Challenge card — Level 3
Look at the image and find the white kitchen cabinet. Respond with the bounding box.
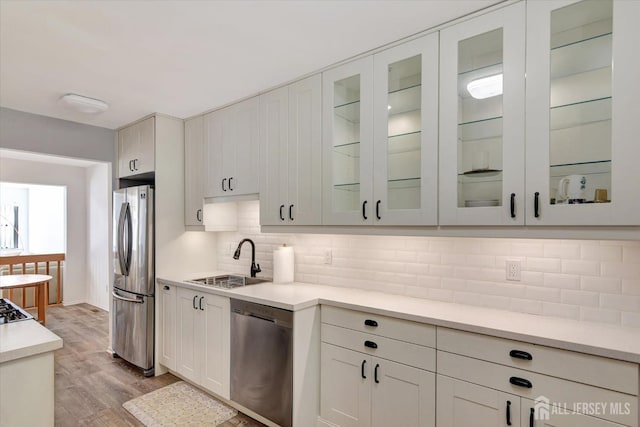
[118,116,155,178]
[204,96,259,199]
[321,343,371,427]
[159,282,176,371]
[322,34,439,226]
[176,287,230,398]
[436,327,638,427]
[319,306,436,427]
[525,0,640,225]
[184,115,204,227]
[438,376,628,427]
[439,2,526,226]
[260,74,322,225]
[437,375,522,427]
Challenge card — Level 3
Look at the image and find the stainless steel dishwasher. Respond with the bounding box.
[230,299,293,427]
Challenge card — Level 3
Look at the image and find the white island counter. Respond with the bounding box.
[0,320,62,427]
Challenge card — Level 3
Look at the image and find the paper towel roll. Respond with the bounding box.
[273,245,294,284]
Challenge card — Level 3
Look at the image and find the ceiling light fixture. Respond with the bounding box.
[467,74,503,99]
[59,93,109,114]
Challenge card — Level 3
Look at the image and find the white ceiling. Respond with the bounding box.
[0,0,501,130]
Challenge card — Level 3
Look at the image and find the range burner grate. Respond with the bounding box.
[0,298,34,324]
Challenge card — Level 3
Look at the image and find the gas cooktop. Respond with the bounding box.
[0,298,33,324]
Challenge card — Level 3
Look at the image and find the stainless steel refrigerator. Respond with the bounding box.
[112,185,154,376]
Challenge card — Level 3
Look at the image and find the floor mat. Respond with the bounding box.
[123,381,237,426]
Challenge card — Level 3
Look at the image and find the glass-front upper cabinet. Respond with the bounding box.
[323,35,439,226]
[322,57,374,225]
[439,2,526,225]
[526,0,640,225]
[372,34,439,225]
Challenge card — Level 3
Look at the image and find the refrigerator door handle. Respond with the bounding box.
[117,201,133,276]
[112,291,144,304]
[117,202,128,275]
[124,202,133,275]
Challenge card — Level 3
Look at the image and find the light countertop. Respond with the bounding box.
[0,319,63,364]
[158,273,640,364]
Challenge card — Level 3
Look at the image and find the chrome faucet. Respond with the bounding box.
[233,238,261,277]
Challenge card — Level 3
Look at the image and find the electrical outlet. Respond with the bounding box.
[506,259,521,281]
[323,249,332,265]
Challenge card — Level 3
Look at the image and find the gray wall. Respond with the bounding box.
[0,107,115,164]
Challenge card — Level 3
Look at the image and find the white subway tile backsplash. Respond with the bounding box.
[561,289,599,307]
[511,241,544,257]
[544,243,581,259]
[509,298,543,315]
[601,262,640,279]
[561,259,600,276]
[581,244,622,262]
[622,246,640,264]
[600,294,640,312]
[524,286,561,303]
[579,307,621,325]
[542,302,580,321]
[581,276,621,293]
[526,257,562,273]
[622,279,640,296]
[622,312,640,329]
[542,273,581,290]
[216,201,640,328]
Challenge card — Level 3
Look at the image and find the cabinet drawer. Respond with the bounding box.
[437,327,639,395]
[438,351,638,427]
[322,323,435,372]
[322,305,435,347]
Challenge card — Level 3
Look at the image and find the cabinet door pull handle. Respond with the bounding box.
[134,159,139,170]
[362,200,368,220]
[510,349,533,360]
[506,400,512,426]
[199,296,204,310]
[196,209,202,222]
[222,178,227,192]
[364,340,377,349]
[374,363,380,383]
[289,204,294,221]
[361,360,366,379]
[510,376,532,388]
[163,285,170,291]
[192,295,198,310]
[510,193,516,218]
[364,319,378,327]
[534,192,540,218]
[376,200,381,220]
[529,408,534,427]
[279,205,285,221]
[228,177,234,191]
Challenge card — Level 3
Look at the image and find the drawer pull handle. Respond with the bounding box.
[364,340,378,349]
[510,350,533,360]
[506,401,512,426]
[529,408,534,427]
[374,363,380,383]
[510,376,532,388]
[361,360,366,379]
[364,319,378,327]
[163,285,170,291]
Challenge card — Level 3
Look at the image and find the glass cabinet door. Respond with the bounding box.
[372,33,439,225]
[526,0,640,225]
[439,2,526,225]
[322,57,374,225]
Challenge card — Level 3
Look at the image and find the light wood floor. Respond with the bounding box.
[47,303,264,426]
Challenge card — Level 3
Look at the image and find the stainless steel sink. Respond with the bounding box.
[188,274,270,289]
